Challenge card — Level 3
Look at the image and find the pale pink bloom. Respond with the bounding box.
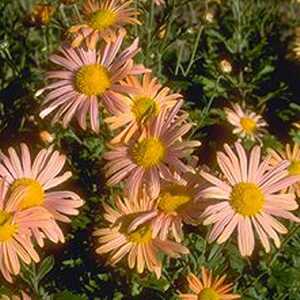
[69,0,140,48]
[39,29,148,133]
[105,74,181,144]
[268,143,300,197]
[0,180,54,282]
[0,144,84,247]
[1,291,31,300]
[179,267,240,300]
[225,103,267,141]
[104,100,201,200]
[198,142,300,256]
[154,0,165,6]
[94,193,189,278]
[130,172,207,242]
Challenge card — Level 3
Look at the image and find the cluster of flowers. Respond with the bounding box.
[0,144,83,298]
[2,0,300,298]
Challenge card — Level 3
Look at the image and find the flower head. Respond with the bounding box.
[225,103,267,141]
[105,74,182,143]
[0,144,84,247]
[154,0,166,6]
[268,143,300,197]
[130,172,207,242]
[0,179,57,282]
[39,30,148,132]
[104,101,201,199]
[69,0,140,48]
[25,4,55,27]
[94,193,189,278]
[199,142,300,256]
[179,267,240,300]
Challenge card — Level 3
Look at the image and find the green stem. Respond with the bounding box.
[184,26,203,76]
[146,0,155,65]
[175,43,184,76]
[59,4,69,27]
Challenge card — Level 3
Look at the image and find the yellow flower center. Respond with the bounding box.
[158,184,191,213]
[0,211,17,242]
[240,117,256,134]
[129,225,153,243]
[288,160,300,176]
[131,96,158,123]
[75,64,111,96]
[131,138,166,169]
[10,178,44,210]
[198,288,220,300]
[230,182,265,216]
[89,9,117,31]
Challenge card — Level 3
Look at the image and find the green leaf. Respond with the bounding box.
[37,256,55,282]
[54,291,88,300]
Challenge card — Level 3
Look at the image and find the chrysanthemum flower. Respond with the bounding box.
[130,172,206,242]
[0,144,83,246]
[94,193,189,278]
[179,267,240,300]
[1,291,31,300]
[199,142,300,256]
[105,74,181,144]
[154,0,166,6]
[69,0,140,48]
[268,143,300,197]
[39,30,148,133]
[104,101,201,199]
[0,179,56,282]
[225,103,267,141]
[25,4,55,27]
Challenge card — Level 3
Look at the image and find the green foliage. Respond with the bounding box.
[0,0,300,299]
[54,291,88,300]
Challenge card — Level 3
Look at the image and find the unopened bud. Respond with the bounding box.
[219,59,232,74]
[40,131,55,144]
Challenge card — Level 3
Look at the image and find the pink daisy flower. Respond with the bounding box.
[130,172,207,242]
[69,0,140,48]
[94,192,189,278]
[0,179,55,282]
[199,142,300,256]
[225,103,267,141]
[39,29,148,133]
[154,0,166,6]
[0,144,83,247]
[104,100,201,200]
[105,74,182,144]
[268,143,300,197]
[179,267,240,300]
